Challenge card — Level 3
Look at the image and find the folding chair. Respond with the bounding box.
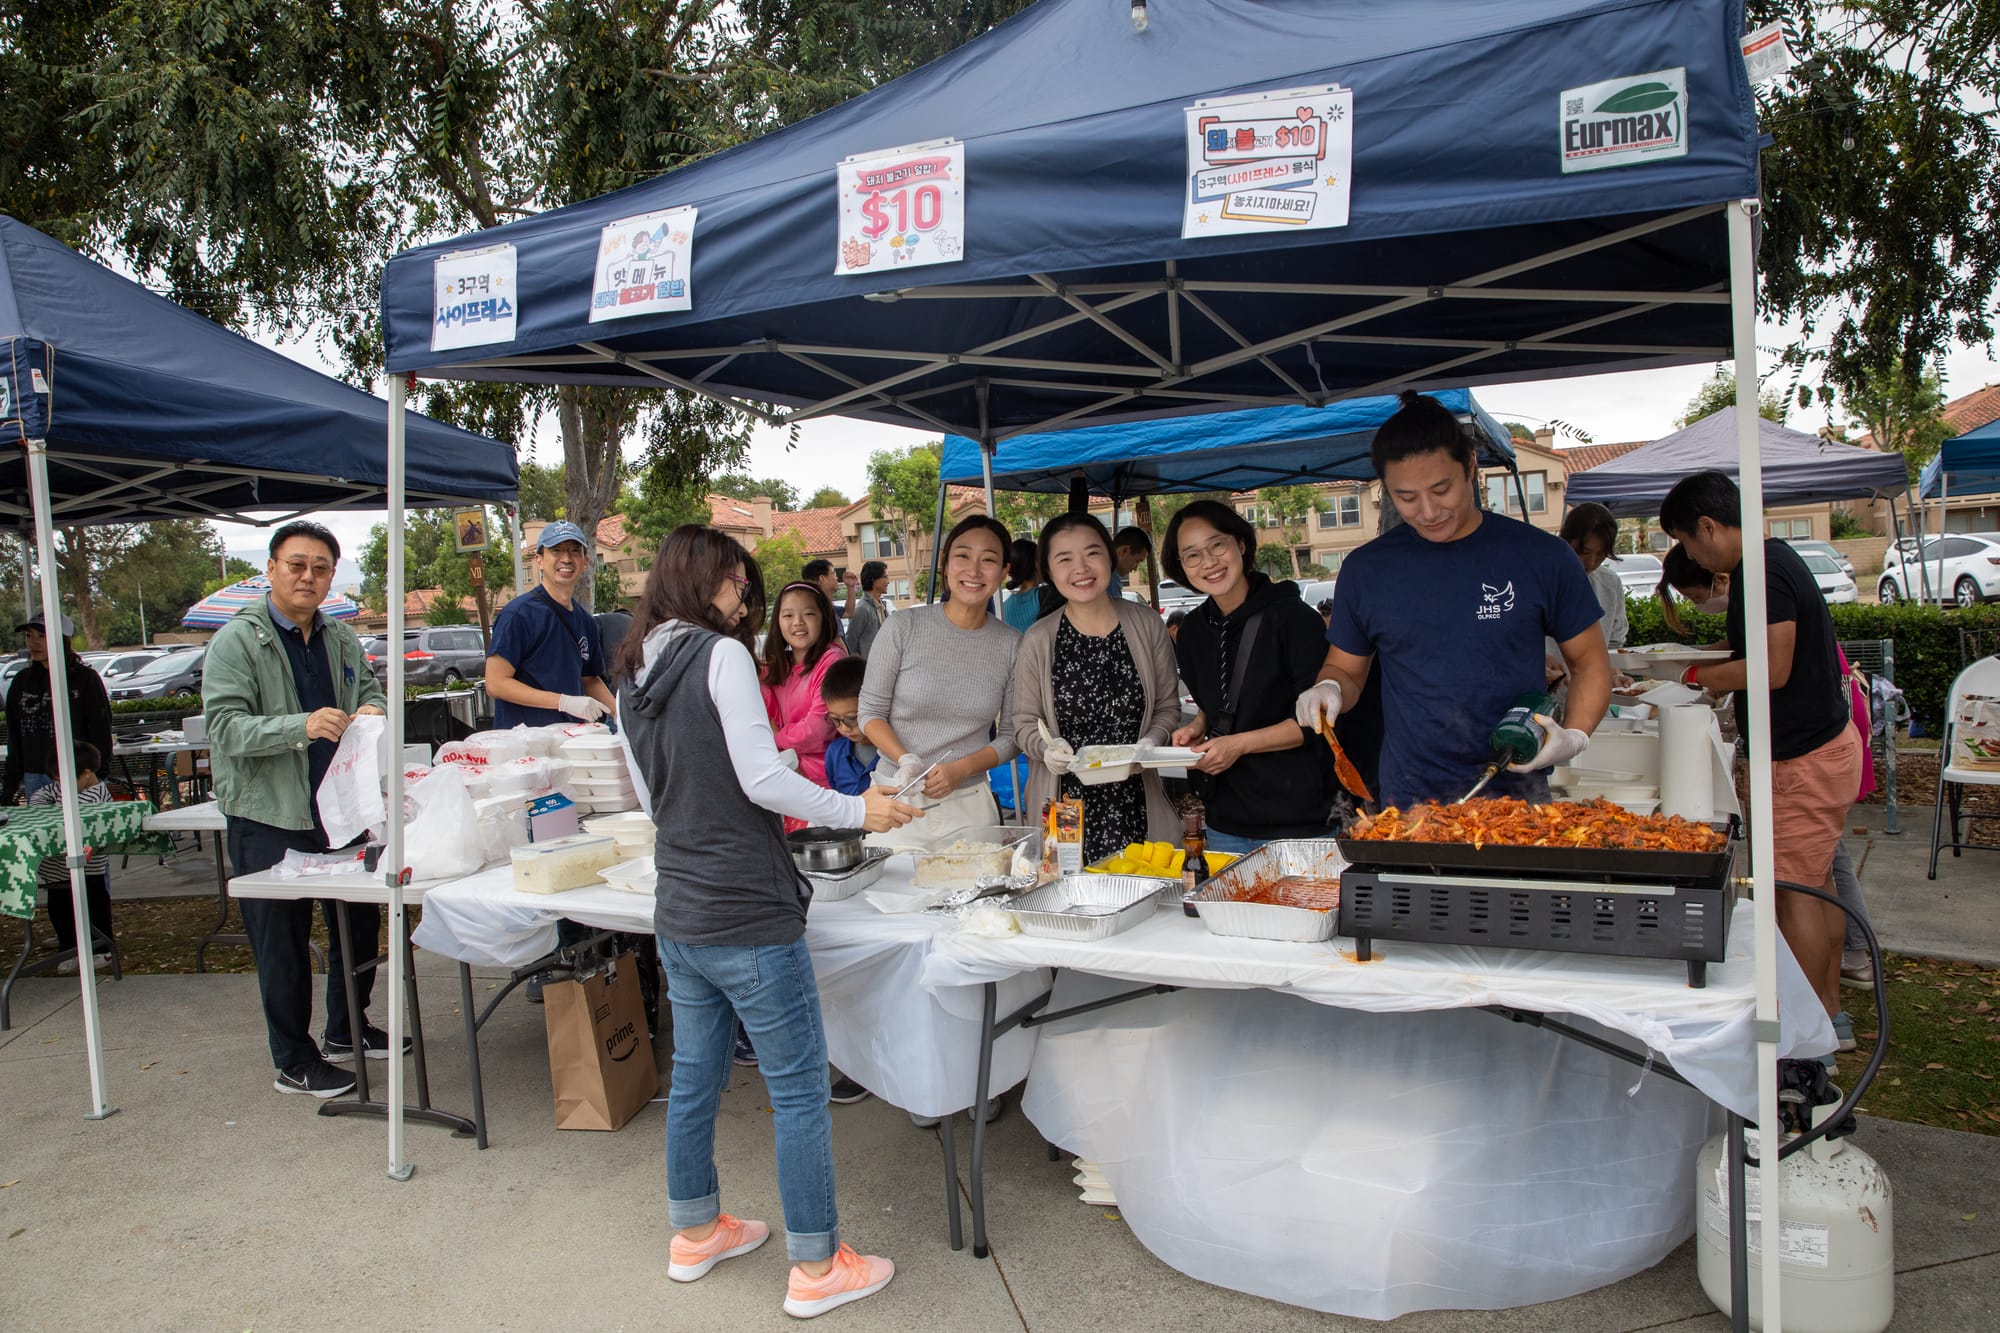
[1928,655,2000,878]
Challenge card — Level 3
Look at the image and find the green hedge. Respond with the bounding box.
[1625,597,2000,731]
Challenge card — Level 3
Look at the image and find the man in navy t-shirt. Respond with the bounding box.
[485,520,614,729]
[1295,393,1611,808]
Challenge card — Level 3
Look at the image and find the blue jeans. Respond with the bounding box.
[657,936,838,1262]
[1205,830,1268,856]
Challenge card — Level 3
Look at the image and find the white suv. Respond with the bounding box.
[1879,532,2000,607]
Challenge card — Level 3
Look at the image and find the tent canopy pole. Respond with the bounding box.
[24,437,116,1121]
[925,480,948,605]
[1727,198,1784,1327]
[384,376,413,1182]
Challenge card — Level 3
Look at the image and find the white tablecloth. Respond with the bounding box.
[411,862,1048,1119]
[923,902,1831,1320]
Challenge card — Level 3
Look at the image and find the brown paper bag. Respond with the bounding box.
[544,951,659,1131]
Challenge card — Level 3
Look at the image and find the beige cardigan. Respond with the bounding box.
[1010,597,1184,843]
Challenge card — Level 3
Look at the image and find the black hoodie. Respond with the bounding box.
[1172,573,1337,840]
[3,659,113,805]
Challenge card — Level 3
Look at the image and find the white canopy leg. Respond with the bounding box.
[384,376,413,1182]
[25,437,116,1120]
[1729,198,1783,1326]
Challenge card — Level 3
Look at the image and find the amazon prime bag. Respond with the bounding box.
[543,951,658,1131]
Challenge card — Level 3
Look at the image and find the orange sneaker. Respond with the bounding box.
[782,1244,895,1318]
[668,1213,770,1282]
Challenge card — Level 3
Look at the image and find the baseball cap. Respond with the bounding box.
[536,519,591,555]
[16,610,75,636]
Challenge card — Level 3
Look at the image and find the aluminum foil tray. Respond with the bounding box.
[1009,875,1164,941]
[806,846,893,902]
[1186,839,1345,943]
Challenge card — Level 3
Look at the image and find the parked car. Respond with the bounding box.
[1798,551,1858,604]
[83,649,167,683]
[1785,538,1854,578]
[1611,552,1665,597]
[1878,532,2000,607]
[1294,578,1339,613]
[108,646,206,700]
[0,654,28,693]
[1150,578,1206,616]
[386,626,488,686]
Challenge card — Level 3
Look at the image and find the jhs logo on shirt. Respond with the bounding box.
[1477,582,1516,621]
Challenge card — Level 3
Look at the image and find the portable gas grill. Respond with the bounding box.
[1335,820,1739,987]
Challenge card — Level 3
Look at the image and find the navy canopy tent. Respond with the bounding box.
[1920,416,2000,499]
[1564,405,1911,516]
[380,0,1756,446]
[1,216,517,527]
[939,389,1514,495]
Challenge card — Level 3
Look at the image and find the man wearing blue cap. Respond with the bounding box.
[485,519,615,727]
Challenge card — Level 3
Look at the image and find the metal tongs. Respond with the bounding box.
[893,748,955,801]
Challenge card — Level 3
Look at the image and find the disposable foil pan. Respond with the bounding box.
[1186,839,1345,943]
[1009,874,1164,941]
[805,847,894,903]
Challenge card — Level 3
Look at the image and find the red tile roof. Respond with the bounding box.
[772,505,846,554]
[594,513,630,552]
[1556,440,1649,473]
[402,588,480,617]
[1942,383,2000,437]
[707,493,761,529]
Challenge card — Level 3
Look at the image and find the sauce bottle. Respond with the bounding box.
[1181,812,1209,917]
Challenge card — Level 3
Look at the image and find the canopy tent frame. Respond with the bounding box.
[377,0,1792,1315]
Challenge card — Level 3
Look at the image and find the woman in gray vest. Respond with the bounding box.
[616,524,918,1319]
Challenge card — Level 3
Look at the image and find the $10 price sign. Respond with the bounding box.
[835,139,965,276]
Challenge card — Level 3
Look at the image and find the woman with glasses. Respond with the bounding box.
[1011,513,1183,863]
[858,514,1023,841]
[615,525,917,1318]
[1161,500,1337,854]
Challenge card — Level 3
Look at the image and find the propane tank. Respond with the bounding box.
[1694,1113,1894,1332]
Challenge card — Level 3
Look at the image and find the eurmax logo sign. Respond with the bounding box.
[1559,68,1688,173]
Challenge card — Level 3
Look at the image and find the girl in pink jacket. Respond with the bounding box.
[761,581,847,829]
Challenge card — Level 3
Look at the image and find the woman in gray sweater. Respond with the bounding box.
[858,514,1022,841]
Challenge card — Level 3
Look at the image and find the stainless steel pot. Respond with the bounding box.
[788,827,867,874]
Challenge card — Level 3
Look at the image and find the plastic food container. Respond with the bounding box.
[1010,874,1164,940]
[1186,839,1345,942]
[598,858,657,894]
[510,833,620,894]
[582,811,654,857]
[907,825,1036,889]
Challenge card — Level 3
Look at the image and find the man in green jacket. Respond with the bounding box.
[206,521,391,1099]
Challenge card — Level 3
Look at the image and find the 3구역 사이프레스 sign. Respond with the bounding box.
[1183,84,1353,239]
[432,244,518,352]
[835,140,965,276]
[590,206,696,322]
[1559,68,1689,173]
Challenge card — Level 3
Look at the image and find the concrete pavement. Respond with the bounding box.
[1,803,1994,1329]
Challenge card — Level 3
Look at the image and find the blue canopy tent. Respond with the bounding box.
[378,0,1809,1313]
[1919,417,2000,500]
[939,389,1515,496]
[1,214,518,1126]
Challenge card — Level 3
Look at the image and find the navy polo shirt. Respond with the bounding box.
[267,596,340,841]
[488,587,604,729]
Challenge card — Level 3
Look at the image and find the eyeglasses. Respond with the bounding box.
[826,710,860,729]
[279,558,336,580]
[725,573,751,599]
[1177,537,1237,569]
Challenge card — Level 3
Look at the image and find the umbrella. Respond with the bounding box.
[181,575,361,628]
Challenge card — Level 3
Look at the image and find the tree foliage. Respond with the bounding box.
[993,489,1066,539]
[751,529,810,605]
[358,510,515,614]
[866,440,944,572]
[1750,1,2000,406]
[515,459,567,524]
[1837,357,1952,482]
[805,486,850,509]
[1677,370,1790,429]
[1256,484,1324,577]
[710,473,802,511]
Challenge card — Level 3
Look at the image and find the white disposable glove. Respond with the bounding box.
[1293,679,1344,730]
[776,748,800,772]
[873,752,926,789]
[1507,716,1591,773]
[557,693,608,722]
[1042,738,1076,776]
[893,752,927,788]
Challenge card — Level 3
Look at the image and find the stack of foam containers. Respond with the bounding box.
[559,732,639,813]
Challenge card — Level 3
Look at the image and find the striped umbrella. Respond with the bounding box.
[180,575,361,628]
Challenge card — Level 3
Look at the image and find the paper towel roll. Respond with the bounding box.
[1659,704,1714,821]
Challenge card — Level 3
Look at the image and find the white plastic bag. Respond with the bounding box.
[403,765,485,881]
[472,793,529,867]
[316,714,387,848]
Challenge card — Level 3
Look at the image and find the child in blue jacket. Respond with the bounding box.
[818,656,876,796]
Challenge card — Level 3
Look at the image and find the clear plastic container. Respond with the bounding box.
[510,833,620,894]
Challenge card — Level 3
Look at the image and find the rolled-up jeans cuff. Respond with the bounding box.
[786,1227,839,1264]
[667,1191,720,1230]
